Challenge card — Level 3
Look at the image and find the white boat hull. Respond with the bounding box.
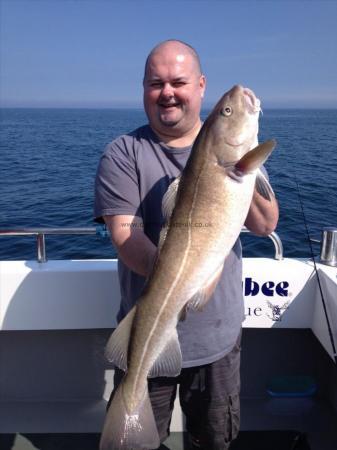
[0,257,336,447]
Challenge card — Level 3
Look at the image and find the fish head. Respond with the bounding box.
[204,85,261,163]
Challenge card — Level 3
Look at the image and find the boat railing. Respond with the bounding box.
[241,227,283,261]
[0,226,284,263]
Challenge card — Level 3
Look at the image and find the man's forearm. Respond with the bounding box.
[245,189,279,236]
[104,215,157,277]
[117,231,157,277]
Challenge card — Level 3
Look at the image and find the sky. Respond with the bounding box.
[0,0,336,108]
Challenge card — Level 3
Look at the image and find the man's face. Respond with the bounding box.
[143,46,206,139]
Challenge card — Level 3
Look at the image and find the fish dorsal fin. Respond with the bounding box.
[235,139,276,174]
[148,328,182,378]
[180,265,224,321]
[162,176,181,221]
[104,305,137,370]
[255,168,275,201]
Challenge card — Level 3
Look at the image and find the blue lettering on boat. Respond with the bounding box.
[243,278,289,297]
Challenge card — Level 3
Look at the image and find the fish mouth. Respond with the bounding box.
[243,88,261,113]
[227,85,261,113]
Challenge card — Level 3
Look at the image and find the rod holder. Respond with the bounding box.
[320,227,337,267]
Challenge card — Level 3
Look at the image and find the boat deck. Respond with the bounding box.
[3,393,337,450]
[1,328,337,450]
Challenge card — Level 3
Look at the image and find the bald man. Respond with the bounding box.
[95,40,278,449]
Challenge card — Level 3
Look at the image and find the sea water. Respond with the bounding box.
[0,108,336,261]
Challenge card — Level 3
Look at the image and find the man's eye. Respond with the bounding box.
[150,82,163,88]
[173,82,186,87]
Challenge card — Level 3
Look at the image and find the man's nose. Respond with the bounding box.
[161,83,174,98]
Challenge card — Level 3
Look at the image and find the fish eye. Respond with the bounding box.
[220,106,232,117]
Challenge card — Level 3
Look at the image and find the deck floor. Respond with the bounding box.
[0,431,321,450]
[1,329,337,449]
[2,396,337,450]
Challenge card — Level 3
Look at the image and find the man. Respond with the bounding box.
[95,39,279,450]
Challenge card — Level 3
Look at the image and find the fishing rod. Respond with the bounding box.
[295,177,337,365]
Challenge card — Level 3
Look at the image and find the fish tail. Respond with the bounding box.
[100,382,160,450]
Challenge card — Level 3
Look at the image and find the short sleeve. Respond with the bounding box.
[94,138,140,223]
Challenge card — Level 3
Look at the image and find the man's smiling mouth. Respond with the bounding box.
[159,103,180,109]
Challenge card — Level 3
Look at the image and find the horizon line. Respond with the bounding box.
[1,105,337,111]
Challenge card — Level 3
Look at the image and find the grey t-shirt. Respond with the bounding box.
[94,124,244,367]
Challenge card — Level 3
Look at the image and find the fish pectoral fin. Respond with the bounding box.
[104,305,137,371]
[158,225,168,253]
[255,168,275,201]
[148,329,182,378]
[235,139,276,174]
[158,176,181,253]
[162,176,181,220]
[185,265,224,313]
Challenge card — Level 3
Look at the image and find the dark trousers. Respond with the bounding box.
[109,331,241,450]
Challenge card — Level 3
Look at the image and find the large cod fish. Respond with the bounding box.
[100,85,276,450]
